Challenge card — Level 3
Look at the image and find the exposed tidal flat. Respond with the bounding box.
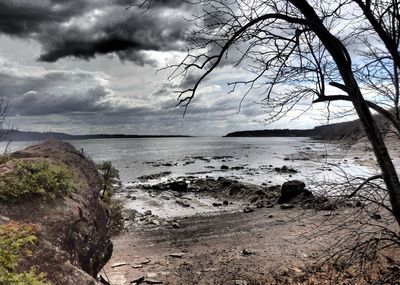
[1,136,380,219]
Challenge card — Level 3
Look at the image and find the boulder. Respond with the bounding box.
[275,165,298,174]
[278,180,313,204]
[0,141,113,284]
[170,181,188,192]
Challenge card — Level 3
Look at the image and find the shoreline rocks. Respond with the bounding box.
[278,180,313,204]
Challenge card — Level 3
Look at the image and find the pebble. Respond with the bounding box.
[168,252,186,258]
[132,265,143,269]
[171,222,181,228]
[137,258,151,265]
[280,204,295,209]
[145,278,163,284]
[111,262,128,268]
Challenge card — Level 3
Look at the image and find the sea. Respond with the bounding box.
[0,136,376,188]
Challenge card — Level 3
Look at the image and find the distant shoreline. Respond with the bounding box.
[3,117,364,141]
[224,129,314,137]
[3,130,191,142]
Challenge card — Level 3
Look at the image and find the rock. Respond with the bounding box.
[145,278,163,284]
[265,202,274,208]
[255,189,266,196]
[171,191,181,197]
[126,194,137,200]
[220,165,229,170]
[151,183,169,191]
[291,267,303,273]
[1,141,113,284]
[147,273,159,278]
[223,200,229,205]
[105,272,127,285]
[212,202,223,207]
[275,165,298,174]
[132,265,144,269]
[168,252,186,258]
[137,258,151,264]
[170,181,188,192]
[218,177,233,187]
[231,166,245,170]
[249,196,259,203]
[171,222,181,228]
[176,199,190,207]
[124,209,137,221]
[280,204,295,209]
[111,262,128,268]
[243,206,254,213]
[143,210,152,216]
[137,171,172,181]
[278,180,313,204]
[255,200,264,208]
[240,249,255,256]
[131,275,145,284]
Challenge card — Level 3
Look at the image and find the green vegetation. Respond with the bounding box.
[97,161,124,235]
[0,222,51,285]
[96,161,120,201]
[0,160,77,202]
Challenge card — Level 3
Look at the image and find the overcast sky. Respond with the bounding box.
[0,0,336,136]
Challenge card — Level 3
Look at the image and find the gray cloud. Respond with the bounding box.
[0,0,192,64]
[10,86,111,116]
[0,1,326,136]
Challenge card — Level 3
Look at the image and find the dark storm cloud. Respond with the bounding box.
[0,0,192,64]
[0,0,90,36]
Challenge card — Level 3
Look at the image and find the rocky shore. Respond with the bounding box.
[102,137,400,285]
[103,172,362,285]
[1,139,398,284]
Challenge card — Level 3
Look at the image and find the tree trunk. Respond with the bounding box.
[351,87,400,227]
[292,0,400,226]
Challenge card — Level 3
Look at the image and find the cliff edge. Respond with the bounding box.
[0,141,113,284]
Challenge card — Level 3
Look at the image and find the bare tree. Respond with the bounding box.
[0,97,13,154]
[136,0,400,227]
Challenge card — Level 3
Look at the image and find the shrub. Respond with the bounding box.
[0,160,77,202]
[96,161,124,235]
[0,222,51,285]
[96,161,120,202]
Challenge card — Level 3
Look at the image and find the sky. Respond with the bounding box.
[0,0,339,136]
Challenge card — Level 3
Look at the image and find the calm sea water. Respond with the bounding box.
[0,137,374,187]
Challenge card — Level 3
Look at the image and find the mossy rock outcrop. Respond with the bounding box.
[0,140,113,284]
